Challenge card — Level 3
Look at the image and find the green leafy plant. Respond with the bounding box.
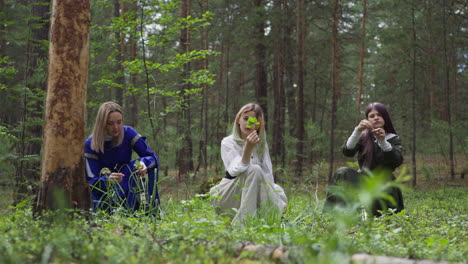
[246,116,260,128]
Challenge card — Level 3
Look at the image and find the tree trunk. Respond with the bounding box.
[127,0,138,127]
[272,0,285,166]
[411,2,417,187]
[197,0,208,172]
[35,0,91,212]
[0,0,5,57]
[177,0,194,180]
[284,2,296,138]
[356,0,367,120]
[253,0,268,122]
[113,0,125,104]
[13,0,50,205]
[442,0,454,180]
[295,0,305,179]
[329,0,340,182]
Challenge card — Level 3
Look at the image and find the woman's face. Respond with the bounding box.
[238,110,259,139]
[106,111,123,137]
[367,108,385,129]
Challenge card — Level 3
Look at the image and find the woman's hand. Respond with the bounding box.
[372,127,386,141]
[356,119,373,132]
[108,172,124,184]
[245,130,260,146]
[136,162,147,179]
[242,130,260,164]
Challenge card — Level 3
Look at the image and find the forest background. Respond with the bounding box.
[0,0,466,204]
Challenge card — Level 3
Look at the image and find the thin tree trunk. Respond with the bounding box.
[114,0,124,104]
[411,2,417,187]
[128,0,138,127]
[356,0,367,120]
[197,0,208,171]
[0,0,5,57]
[329,0,340,182]
[284,2,296,138]
[295,0,305,179]
[14,0,50,205]
[35,0,91,212]
[254,0,268,122]
[177,0,194,180]
[442,0,455,180]
[272,0,285,166]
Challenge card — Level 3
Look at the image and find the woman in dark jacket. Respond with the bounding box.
[325,102,404,216]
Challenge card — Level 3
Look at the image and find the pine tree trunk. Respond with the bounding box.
[329,0,340,182]
[442,0,454,180]
[177,0,194,180]
[127,0,138,127]
[113,0,125,104]
[272,0,285,166]
[253,0,268,122]
[35,0,91,212]
[284,2,296,138]
[356,0,367,120]
[0,0,5,57]
[295,0,305,179]
[411,2,417,187]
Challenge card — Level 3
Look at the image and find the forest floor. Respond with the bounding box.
[0,155,466,263]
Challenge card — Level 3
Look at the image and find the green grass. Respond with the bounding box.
[0,187,466,263]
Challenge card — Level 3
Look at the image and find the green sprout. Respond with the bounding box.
[100,167,111,175]
[246,116,260,128]
[134,160,143,171]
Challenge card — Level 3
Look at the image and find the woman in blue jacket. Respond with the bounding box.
[85,101,159,212]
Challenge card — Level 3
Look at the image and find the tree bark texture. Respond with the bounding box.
[356,0,366,121]
[253,0,268,123]
[295,0,305,179]
[113,0,125,104]
[329,0,340,182]
[411,3,417,187]
[177,0,194,180]
[36,0,91,211]
[272,0,285,166]
[442,0,455,180]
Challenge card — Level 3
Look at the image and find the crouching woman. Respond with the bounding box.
[210,103,288,226]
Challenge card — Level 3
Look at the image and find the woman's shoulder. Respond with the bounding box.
[221,135,234,144]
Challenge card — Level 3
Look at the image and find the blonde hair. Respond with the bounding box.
[231,103,267,156]
[91,101,124,153]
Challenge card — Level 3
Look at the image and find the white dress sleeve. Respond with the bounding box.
[345,128,363,149]
[221,136,249,177]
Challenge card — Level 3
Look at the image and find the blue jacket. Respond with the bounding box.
[85,126,159,211]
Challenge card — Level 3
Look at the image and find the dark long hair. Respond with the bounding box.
[360,102,397,169]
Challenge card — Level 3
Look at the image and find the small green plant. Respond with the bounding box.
[246,116,260,128]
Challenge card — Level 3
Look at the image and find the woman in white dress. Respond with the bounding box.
[210,103,288,225]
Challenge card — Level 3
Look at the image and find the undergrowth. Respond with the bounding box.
[0,187,466,263]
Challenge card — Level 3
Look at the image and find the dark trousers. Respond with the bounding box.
[324,167,404,216]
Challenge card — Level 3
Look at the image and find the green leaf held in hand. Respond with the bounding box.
[135,160,143,171]
[246,116,260,128]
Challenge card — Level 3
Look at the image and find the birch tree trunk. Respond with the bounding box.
[35,0,91,212]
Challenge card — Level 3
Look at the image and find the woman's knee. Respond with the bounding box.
[245,165,266,183]
[333,167,360,184]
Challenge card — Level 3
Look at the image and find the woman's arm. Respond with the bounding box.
[128,127,159,175]
[221,137,249,177]
[381,135,403,170]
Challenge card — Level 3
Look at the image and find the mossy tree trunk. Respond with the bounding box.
[35,0,91,212]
